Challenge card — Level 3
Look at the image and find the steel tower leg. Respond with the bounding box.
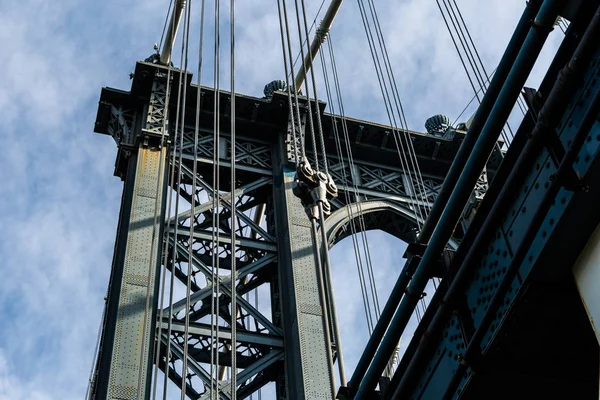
[272,134,336,399]
[92,72,169,400]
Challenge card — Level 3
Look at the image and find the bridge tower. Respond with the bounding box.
[88,55,501,399]
[86,0,600,398]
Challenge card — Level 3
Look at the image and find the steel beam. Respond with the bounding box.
[294,0,343,92]
[272,134,337,398]
[92,72,169,400]
[161,320,284,348]
[160,0,186,65]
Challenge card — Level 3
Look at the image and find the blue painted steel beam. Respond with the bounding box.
[353,0,562,397]
[440,7,600,397]
[386,2,599,396]
[390,3,600,396]
[345,1,543,393]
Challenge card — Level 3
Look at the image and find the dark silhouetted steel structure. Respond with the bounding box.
[88,0,600,399]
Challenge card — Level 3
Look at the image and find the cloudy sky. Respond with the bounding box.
[0,0,564,398]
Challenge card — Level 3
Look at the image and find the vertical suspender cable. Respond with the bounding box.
[156,1,190,397]
[292,0,320,171]
[229,0,237,394]
[321,49,375,333]
[363,0,430,217]
[179,0,195,397]
[326,39,377,330]
[357,0,434,333]
[444,0,518,141]
[356,0,426,227]
[437,0,514,147]
[276,0,300,167]
[177,0,208,398]
[299,0,329,174]
[149,51,175,399]
[309,215,338,397]
[211,0,222,396]
[354,0,428,330]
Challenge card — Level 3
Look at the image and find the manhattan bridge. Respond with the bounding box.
[88,0,600,398]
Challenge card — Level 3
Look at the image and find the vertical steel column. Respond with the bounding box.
[92,73,169,400]
[272,133,336,399]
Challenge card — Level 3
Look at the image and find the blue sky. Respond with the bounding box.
[0,0,564,398]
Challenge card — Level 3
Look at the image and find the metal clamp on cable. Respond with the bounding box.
[292,158,338,219]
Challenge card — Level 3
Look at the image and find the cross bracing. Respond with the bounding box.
[88,0,600,399]
[91,58,498,399]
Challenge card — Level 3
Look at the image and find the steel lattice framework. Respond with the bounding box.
[89,60,502,399]
[87,1,600,399]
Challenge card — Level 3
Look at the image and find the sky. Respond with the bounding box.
[0,0,565,398]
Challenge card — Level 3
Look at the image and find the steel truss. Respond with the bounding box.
[91,61,498,399]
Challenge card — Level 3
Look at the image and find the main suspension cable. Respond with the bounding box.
[290,0,328,75]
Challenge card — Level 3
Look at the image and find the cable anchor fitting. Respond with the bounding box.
[292,158,338,220]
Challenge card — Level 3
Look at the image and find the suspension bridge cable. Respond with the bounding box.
[256,287,261,400]
[324,29,378,351]
[159,0,175,51]
[435,0,480,107]
[363,0,430,216]
[319,46,358,383]
[281,0,308,161]
[437,0,514,148]
[299,0,329,174]
[162,0,206,397]
[229,0,237,393]
[320,53,376,333]
[292,0,321,172]
[360,0,427,218]
[443,0,486,96]
[438,0,512,149]
[446,0,518,141]
[451,67,497,127]
[293,1,339,390]
[354,0,448,372]
[326,35,378,322]
[325,35,381,341]
[180,1,196,397]
[356,0,426,227]
[151,1,188,397]
[290,0,328,74]
[276,0,300,166]
[211,0,222,395]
